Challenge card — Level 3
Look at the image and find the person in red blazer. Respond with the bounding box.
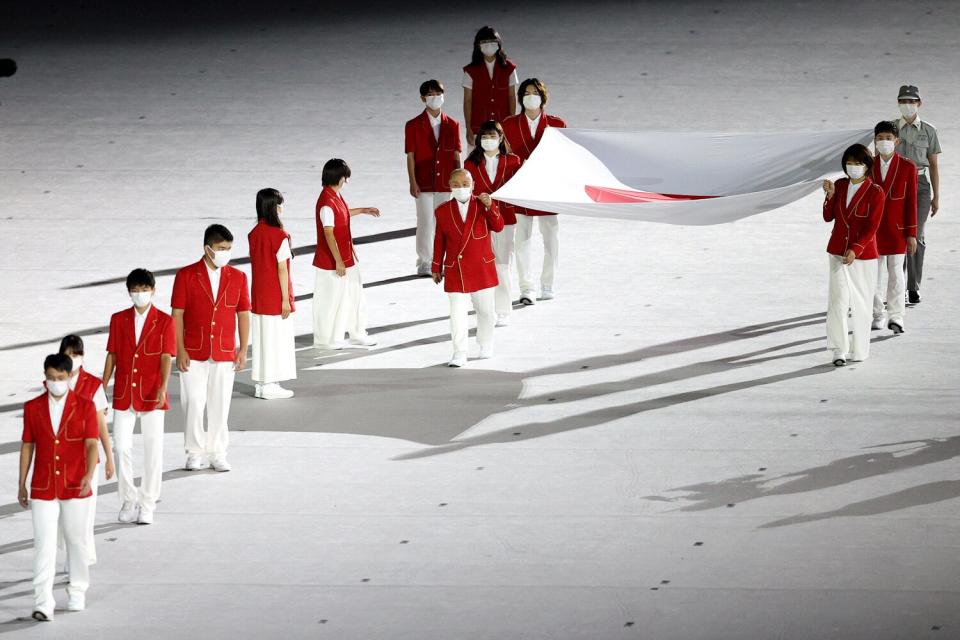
[870,120,918,334]
[464,120,522,326]
[102,269,175,524]
[57,335,112,567]
[432,168,504,367]
[172,225,251,473]
[406,79,462,276]
[18,353,99,621]
[822,144,885,366]
[501,78,567,305]
[462,26,519,147]
[249,188,296,400]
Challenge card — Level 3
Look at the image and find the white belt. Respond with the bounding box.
[917,166,928,176]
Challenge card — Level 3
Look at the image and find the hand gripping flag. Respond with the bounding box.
[492,127,873,225]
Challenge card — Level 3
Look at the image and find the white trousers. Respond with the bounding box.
[827,255,878,361]
[492,225,516,317]
[313,266,368,347]
[873,253,906,326]
[180,360,235,457]
[515,214,559,295]
[251,313,297,383]
[416,192,450,268]
[113,408,165,512]
[33,498,90,615]
[449,288,496,356]
[58,469,99,565]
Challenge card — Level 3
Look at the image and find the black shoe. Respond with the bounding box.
[907,290,921,304]
[519,296,534,306]
[888,321,904,334]
[31,611,50,622]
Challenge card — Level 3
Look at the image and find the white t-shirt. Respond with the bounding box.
[319,206,337,228]
[461,64,519,89]
[207,263,221,299]
[427,111,442,142]
[69,371,108,412]
[846,180,863,207]
[133,303,151,344]
[277,238,292,261]
[456,198,470,222]
[48,393,66,434]
[484,153,499,183]
[526,113,542,138]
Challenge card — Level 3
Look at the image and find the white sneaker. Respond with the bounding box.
[209,456,232,472]
[67,596,86,612]
[137,509,154,525]
[118,502,139,523]
[185,455,208,471]
[477,349,494,360]
[495,315,510,327]
[260,383,294,399]
[254,383,263,398]
[447,353,468,368]
[871,317,885,330]
[540,288,555,300]
[348,336,377,347]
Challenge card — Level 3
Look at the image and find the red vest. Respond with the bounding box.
[171,260,251,362]
[248,220,295,315]
[463,59,517,134]
[432,197,504,293]
[404,111,462,192]
[107,305,177,410]
[871,153,919,255]
[313,187,355,270]
[21,391,99,501]
[464,153,522,225]
[501,112,567,216]
[823,178,885,260]
[73,368,103,403]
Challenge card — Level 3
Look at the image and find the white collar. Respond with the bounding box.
[898,115,923,130]
[48,391,67,405]
[880,155,893,166]
[134,304,152,317]
[427,111,442,125]
[525,111,542,123]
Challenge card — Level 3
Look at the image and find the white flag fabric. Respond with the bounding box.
[492,127,874,225]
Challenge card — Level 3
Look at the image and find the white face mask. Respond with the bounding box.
[71,356,83,372]
[479,42,499,57]
[131,291,152,308]
[209,249,231,268]
[522,94,542,111]
[46,379,69,397]
[480,137,500,151]
[425,94,444,110]
[875,140,896,156]
[898,103,918,118]
[845,164,866,180]
[451,187,472,203]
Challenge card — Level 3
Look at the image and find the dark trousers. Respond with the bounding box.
[906,175,931,292]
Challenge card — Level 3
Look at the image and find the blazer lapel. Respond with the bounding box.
[136,305,158,350]
[844,178,871,218]
[457,199,479,256]
[424,111,438,148]
[448,199,463,237]
[885,154,900,194]
[215,267,229,305]
[56,392,75,437]
[41,393,55,436]
[534,113,548,145]
[196,261,215,304]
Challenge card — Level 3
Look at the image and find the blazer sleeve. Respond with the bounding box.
[171,270,187,311]
[432,209,446,272]
[905,168,918,237]
[404,120,415,154]
[105,314,118,354]
[237,272,252,312]
[452,119,462,152]
[851,187,885,257]
[82,399,99,440]
[162,315,177,356]
[21,407,34,443]
[483,200,505,232]
[822,192,837,222]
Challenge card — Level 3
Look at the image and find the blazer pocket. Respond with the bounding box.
[184,327,203,351]
[225,287,241,308]
[483,254,496,263]
[142,334,162,356]
[219,327,236,353]
[63,461,85,489]
[853,204,870,218]
[891,184,906,200]
[31,463,52,491]
[64,410,85,442]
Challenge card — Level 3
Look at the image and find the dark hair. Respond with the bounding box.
[466,120,508,166]
[470,26,509,67]
[59,334,85,356]
[419,79,444,96]
[204,223,234,246]
[126,268,156,290]
[44,353,73,374]
[841,144,874,172]
[322,158,351,187]
[256,188,284,229]
[874,120,899,138]
[517,78,548,109]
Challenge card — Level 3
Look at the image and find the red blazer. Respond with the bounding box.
[22,391,98,501]
[463,59,517,134]
[404,111,462,193]
[107,305,176,411]
[248,220,295,315]
[502,112,567,216]
[823,178,885,260]
[432,197,504,293]
[73,368,104,404]
[871,153,918,255]
[171,260,251,362]
[464,153,522,225]
[313,187,355,270]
